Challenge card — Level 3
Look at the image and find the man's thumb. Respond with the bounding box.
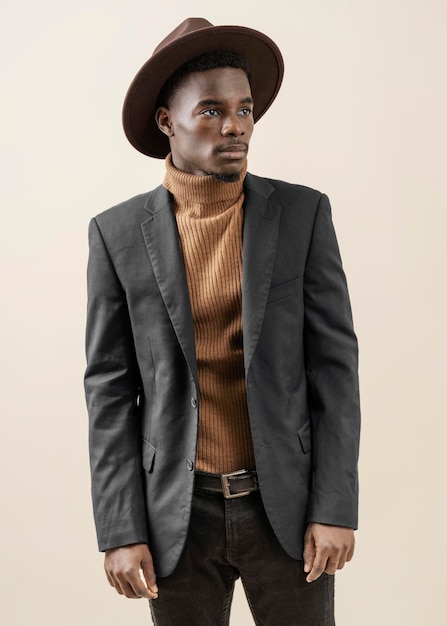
[141,561,158,595]
[303,531,315,573]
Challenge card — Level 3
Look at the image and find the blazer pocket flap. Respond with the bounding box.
[297,420,311,454]
[142,440,156,473]
[267,276,300,304]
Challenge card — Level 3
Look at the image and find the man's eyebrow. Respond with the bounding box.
[196,97,254,107]
[197,99,224,107]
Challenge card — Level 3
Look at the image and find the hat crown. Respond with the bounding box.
[153,17,214,55]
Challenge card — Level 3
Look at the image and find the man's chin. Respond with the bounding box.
[205,163,246,183]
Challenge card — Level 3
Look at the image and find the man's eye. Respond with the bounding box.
[203,109,220,116]
[240,108,253,116]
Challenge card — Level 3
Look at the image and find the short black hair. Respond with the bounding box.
[157,50,251,108]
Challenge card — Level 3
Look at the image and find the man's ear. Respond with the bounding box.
[155,106,174,137]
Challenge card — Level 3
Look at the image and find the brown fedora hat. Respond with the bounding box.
[122,17,284,158]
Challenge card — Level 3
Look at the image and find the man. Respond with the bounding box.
[85,17,360,625]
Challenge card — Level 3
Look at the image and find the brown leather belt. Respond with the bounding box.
[194,469,259,499]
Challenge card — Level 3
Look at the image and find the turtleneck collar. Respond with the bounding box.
[163,153,247,217]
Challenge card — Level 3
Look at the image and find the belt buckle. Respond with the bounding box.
[220,469,251,499]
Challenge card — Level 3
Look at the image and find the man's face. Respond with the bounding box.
[156,67,254,180]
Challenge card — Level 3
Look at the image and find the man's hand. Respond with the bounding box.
[104,543,158,599]
[303,523,355,583]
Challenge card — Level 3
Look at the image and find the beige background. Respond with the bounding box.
[1,0,446,624]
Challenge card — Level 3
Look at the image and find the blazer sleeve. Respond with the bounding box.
[303,194,361,529]
[84,217,149,551]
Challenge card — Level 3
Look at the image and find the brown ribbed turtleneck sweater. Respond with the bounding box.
[163,154,255,474]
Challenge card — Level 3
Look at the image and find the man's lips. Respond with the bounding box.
[217,143,248,157]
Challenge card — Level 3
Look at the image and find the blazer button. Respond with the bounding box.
[186,459,194,471]
[191,397,197,408]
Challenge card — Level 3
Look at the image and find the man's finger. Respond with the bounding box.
[303,552,314,573]
[141,551,158,597]
[121,580,143,599]
[306,549,327,583]
[104,543,158,600]
[336,555,347,571]
[346,542,355,562]
[303,530,315,573]
[116,570,152,599]
[108,572,124,595]
[324,555,339,576]
[140,567,158,599]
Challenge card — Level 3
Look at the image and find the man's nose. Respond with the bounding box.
[221,113,245,136]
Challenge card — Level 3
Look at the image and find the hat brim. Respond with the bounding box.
[122,25,284,158]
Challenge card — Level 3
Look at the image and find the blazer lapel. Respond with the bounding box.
[140,186,198,385]
[242,174,281,374]
[139,175,281,383]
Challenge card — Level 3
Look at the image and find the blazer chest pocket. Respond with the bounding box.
[297,420,311,454]
[267,276,300,305]
[142,439,156,473]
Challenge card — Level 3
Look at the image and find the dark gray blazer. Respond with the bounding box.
[85,172,360,577]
